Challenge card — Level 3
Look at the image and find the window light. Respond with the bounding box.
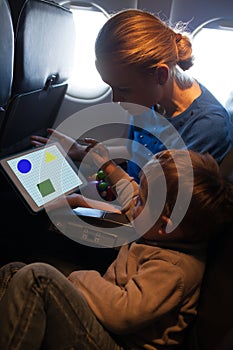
[65,3,110,101]
[188,19,233,107]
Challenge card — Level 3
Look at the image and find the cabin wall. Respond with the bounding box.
[170,0,233,31]
[137,0,173,19]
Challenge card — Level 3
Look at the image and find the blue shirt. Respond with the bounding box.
[127,84,233,182]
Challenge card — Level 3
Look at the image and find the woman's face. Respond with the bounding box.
[96,58,162,112]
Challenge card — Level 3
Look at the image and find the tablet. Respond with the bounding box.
[0,143,86,212]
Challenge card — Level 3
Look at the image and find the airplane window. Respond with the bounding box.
[188,19,233,108]
[64,3,110,102]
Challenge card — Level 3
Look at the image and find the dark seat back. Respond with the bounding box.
[0,0,14,129]
[184,226,233,350]
[183,149,233,350]
[0,0,75,157]
[219,146,233,182]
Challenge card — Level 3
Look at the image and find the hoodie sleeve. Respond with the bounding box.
[67,258,184,334]
[105,165,139,220]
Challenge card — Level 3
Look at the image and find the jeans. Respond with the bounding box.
[0,262,124,350]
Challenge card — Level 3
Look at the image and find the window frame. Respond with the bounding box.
[60,1,111,103]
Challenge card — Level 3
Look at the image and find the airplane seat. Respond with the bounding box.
[0,0,75,158]
[219,146,233,183]
[0,0,14,130]
[6,0,26,31]
[182,224,233,350]
[181,149,233,350]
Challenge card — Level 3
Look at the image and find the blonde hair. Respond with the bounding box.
[95,9,194,72]
[142,150,233,242]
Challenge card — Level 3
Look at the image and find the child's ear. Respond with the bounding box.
[157,65,169,85]
[158,215,173,235]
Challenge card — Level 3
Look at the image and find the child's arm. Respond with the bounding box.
[67,254,189,334]
[46,192,121,213]
[85,139,139,220]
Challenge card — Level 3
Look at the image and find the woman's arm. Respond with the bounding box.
[31,128,89,162]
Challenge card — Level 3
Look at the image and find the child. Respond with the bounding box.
[0,149,232,350]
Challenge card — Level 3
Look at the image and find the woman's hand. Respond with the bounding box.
[31,128,86,161]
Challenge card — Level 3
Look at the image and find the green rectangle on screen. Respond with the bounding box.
[37,179,55,197]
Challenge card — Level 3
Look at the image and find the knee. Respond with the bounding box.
[1,262,65,304]
[0,261,26,285]
[20,262,61,278]
[0,261,26,273]
[12,262,62,289]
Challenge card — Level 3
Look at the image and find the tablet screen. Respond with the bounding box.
[0,143,85,212]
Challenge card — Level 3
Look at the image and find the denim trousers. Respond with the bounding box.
[0,262,124,350]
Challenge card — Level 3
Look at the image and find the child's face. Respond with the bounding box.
[132,175,161,240]
[132,185,145,221]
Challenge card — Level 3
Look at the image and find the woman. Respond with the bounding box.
[94,9,233,182]
[32,9,233,183]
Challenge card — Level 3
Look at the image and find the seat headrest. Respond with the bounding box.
[0,0,14,107]
[12,0,76,95]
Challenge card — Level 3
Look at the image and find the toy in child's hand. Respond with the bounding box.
[93,169,116,201]
[96,169,105,180]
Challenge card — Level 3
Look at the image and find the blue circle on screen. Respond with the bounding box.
[17,159,32,173]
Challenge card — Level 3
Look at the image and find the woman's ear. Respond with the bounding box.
[157,65,169,85]
[158,215,173,235]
